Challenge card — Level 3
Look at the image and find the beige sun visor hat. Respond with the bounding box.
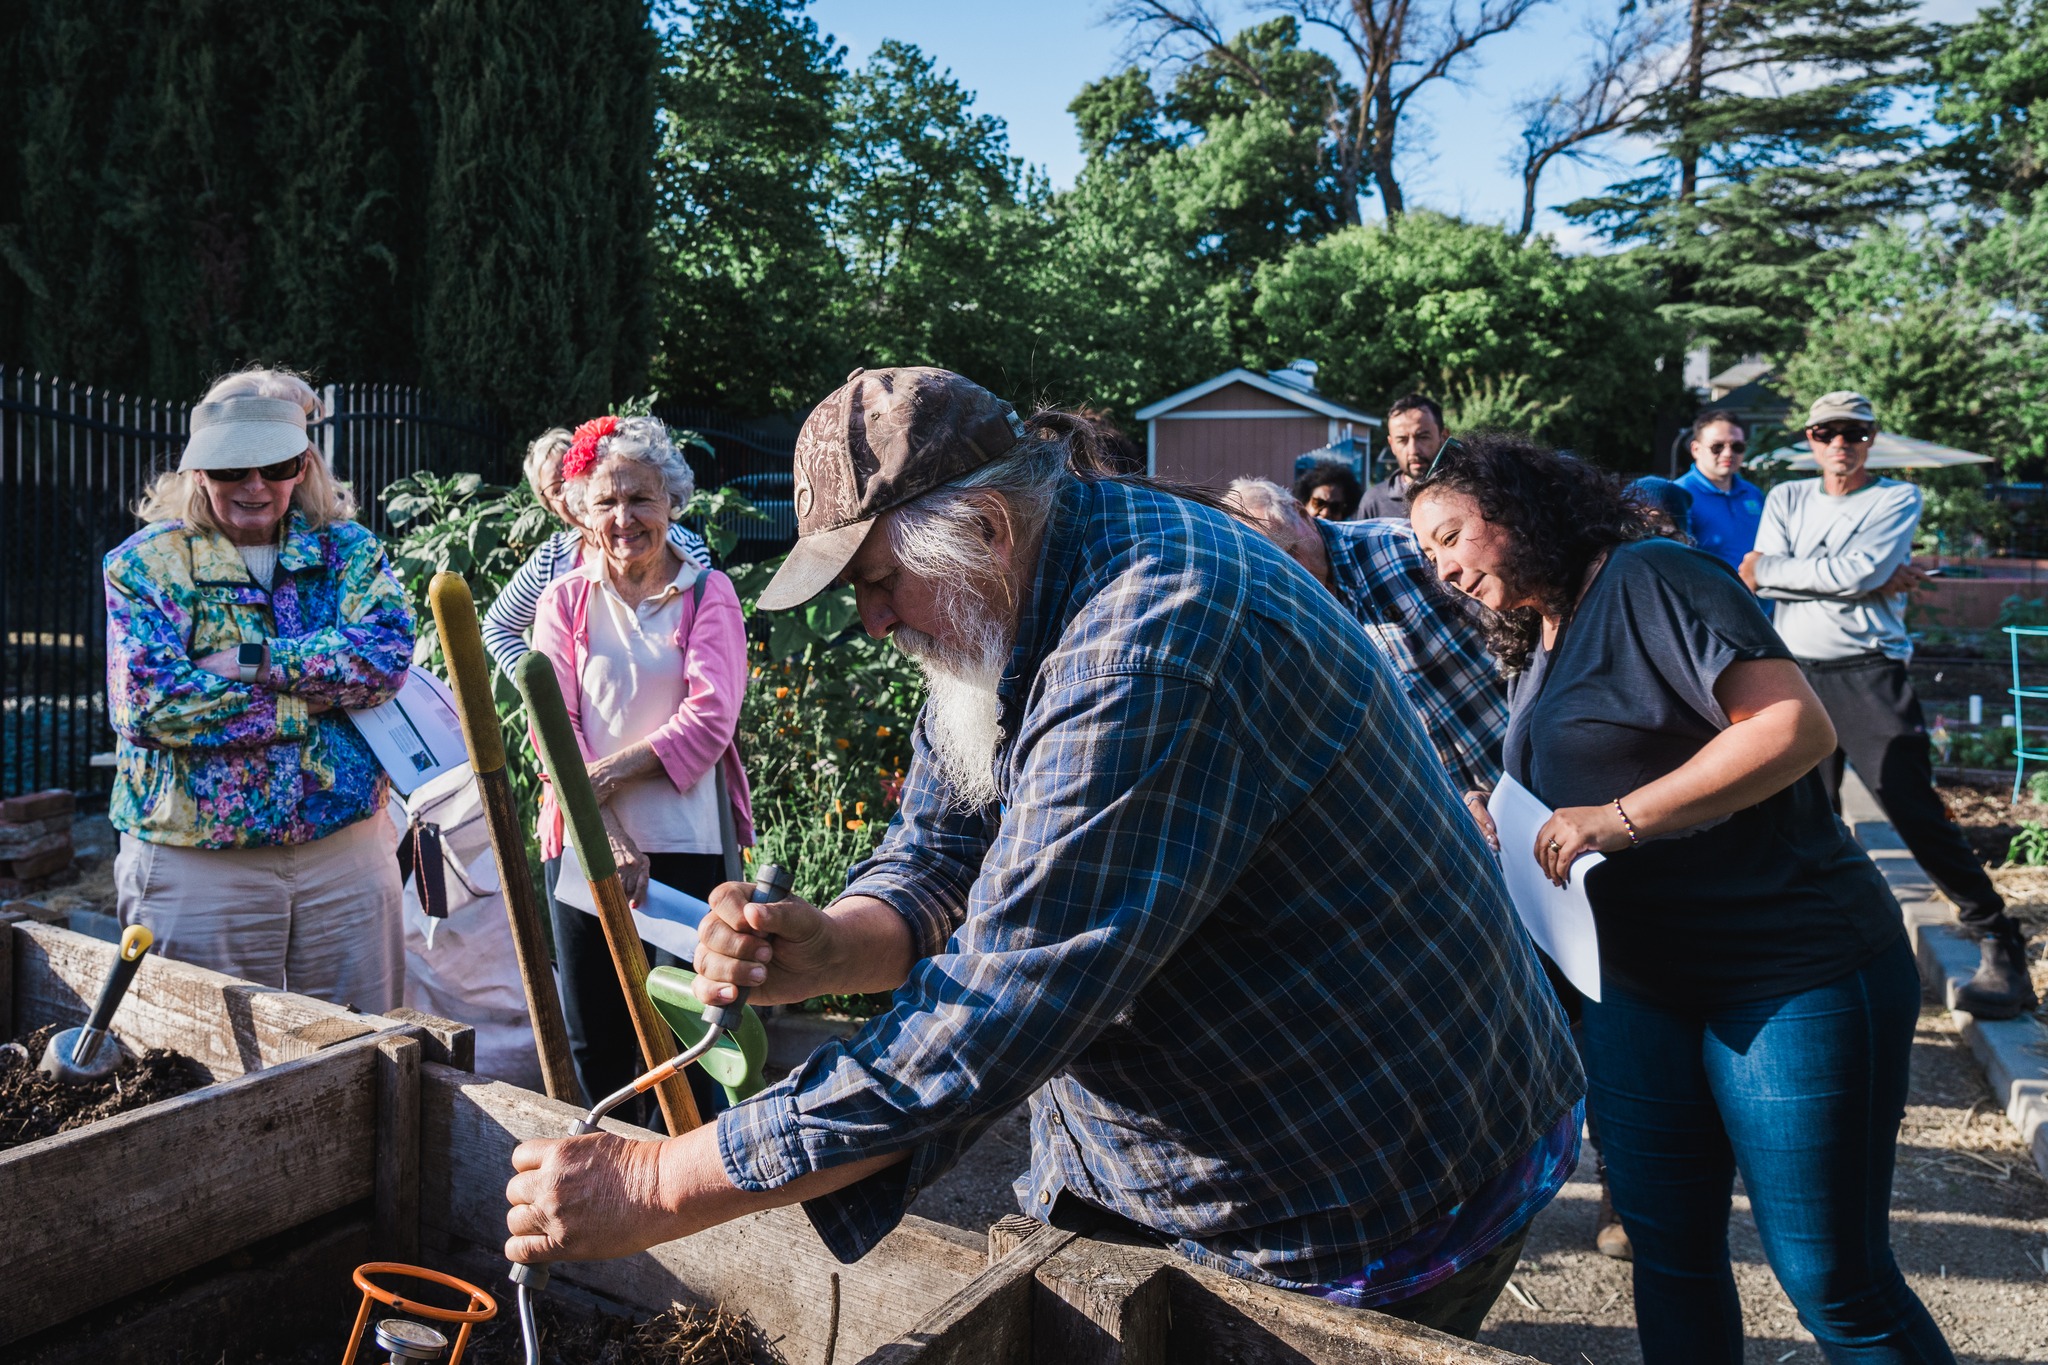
[758,367,1028,611]
[178,396,313,472]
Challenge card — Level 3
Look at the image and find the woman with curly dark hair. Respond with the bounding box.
[1409,436,1952,1365]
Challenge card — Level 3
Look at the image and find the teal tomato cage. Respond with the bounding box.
[2008,625,2048,802]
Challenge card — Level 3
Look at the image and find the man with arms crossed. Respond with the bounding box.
[1743,391,2032,1017]
[505,368,1583,1335]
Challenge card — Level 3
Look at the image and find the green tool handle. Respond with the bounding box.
[514,651,616,882]
[427,572,508,773]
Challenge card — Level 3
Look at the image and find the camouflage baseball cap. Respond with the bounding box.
[758,367,1027,611]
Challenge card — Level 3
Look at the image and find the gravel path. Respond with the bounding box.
[908,1006,2048,1363]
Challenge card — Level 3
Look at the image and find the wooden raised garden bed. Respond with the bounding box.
[0,913,445,1349]
[6,912,1535,1364]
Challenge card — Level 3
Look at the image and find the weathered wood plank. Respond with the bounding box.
[1033,1238,1171,1365]
[1164,1259,1537,1365]
[860,1223,1074,1365]
[10,921,399,1079]
[416,1064,986,1364]
[9,1209,372,1364]
[386,1004,476,1070]
[0,1032,385,1344]
[376,1034,423,1262]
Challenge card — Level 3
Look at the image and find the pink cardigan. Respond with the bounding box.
[529,562,756,860]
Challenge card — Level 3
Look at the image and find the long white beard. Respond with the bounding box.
[896,602,1013,811]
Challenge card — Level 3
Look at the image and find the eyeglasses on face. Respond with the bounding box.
[1807,425,1874,447]
[1703,440,1747,455]
[202,453,306,484]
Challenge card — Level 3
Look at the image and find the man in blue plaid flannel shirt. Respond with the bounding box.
[1225,478,1505,820]
[506,369,1583,1337]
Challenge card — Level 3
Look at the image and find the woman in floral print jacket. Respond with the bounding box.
[103,368,415,1012]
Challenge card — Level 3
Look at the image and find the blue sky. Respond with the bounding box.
[810,0,1984,252]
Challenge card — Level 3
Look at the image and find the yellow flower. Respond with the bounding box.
[846,819,865,831]
[775,686,789,699]
[876,725,891,738]
[855,801,866,816]
[834,737,850,750]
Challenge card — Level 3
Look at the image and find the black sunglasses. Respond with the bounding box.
[202,453,306,484]
[1705,439,1747,455]
[1421,437,1466,481]
[1807,424,1874,445]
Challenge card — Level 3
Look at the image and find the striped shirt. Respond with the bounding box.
[717,476,1583,1287]
[480,525,710,677]
[1317,519,1507,795]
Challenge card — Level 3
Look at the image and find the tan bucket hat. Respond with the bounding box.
[179,396,313,472]
[758,367,1027,611]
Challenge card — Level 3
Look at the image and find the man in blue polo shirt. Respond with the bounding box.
[1676,409,1766,569]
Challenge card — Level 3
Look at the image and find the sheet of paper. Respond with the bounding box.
[1488,774,1604,1002]
[346,666,468,796]
[555,841,715,963]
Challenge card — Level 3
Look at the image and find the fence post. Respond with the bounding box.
[321,383,339,471]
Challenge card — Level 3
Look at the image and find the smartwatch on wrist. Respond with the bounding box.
[237,642,266,684]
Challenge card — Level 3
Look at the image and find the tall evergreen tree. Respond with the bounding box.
[1563,0,1930,351]
[1935,0,2048,208]
[418,0,658,435]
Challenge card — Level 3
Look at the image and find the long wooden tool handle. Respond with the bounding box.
[429,573,582,1104]
[515,650,702,1135]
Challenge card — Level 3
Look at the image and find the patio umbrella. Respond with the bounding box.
[1764,432,1996,469]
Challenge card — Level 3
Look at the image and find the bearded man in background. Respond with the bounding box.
[504,367,1583,1338]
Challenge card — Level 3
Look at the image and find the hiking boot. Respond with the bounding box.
[1595,1163,1632,1261]
[1953,924,2038,1020]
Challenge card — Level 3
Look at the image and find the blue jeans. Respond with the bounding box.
[1581,937,1952,1365]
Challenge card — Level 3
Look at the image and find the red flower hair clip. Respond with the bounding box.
[563,415,618,481]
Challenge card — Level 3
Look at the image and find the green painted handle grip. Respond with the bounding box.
[428,572,507,774]
[514,650,616,883]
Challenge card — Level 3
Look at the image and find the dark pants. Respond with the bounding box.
[1582,939,1952,1365]
[546,851,728,1130]
[1047,1195,1533,1342]
[1800,653,2009,937]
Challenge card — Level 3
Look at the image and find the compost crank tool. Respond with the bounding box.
[507,861,793,1365]
[38,924,151,1084]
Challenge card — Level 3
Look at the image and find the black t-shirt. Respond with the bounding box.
[1504,538,1902,1005]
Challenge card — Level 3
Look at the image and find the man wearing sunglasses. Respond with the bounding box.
[1741,391,2033,1019]
[1675,408,1765,569]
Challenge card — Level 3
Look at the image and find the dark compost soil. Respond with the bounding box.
[0,1023,205,1151]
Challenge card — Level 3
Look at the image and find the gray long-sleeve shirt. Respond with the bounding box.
[1750,477,1922,662]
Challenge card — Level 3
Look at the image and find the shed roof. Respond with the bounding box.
[1135,369,1383,425]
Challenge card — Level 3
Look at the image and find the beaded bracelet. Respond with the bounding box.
[1611,798,1640,846]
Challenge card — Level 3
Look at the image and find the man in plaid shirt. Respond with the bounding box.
[1225,478,1505,818]
[506,370,1582,1337]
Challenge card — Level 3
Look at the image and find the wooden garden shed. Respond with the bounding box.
[1135,362,1381,491]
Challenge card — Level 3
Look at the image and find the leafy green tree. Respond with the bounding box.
[1563,0,1930,351]
[1250,212,1679,466]
[822,39,1053,388]
[1935,0,2048,207]
[649,0,845,413]
[1777,218,2048,473]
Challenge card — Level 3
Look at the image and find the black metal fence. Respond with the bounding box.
[1,369,507,800]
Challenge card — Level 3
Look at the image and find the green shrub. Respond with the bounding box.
[2009,820,2048,866]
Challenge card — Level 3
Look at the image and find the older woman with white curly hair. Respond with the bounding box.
[479,426,710,678]
[527,415,754,1122]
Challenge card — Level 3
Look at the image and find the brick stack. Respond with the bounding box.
[0,789,78,895]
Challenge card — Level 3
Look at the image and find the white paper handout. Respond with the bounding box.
[1487,774,1604,1002]
[555,840,716,964]
[347,665,468,795]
